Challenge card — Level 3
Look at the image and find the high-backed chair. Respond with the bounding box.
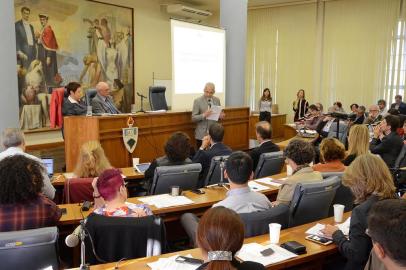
[84,213,166,265]
[393,145,406,194]
[149,164,202,195]
[63,177,94,204]
[328,122,348,145]
[204,155,229,187]
[321,172,354,216]
[239,204,289,237]
[254,151,285,178]
[85,89,97,106]
[149,86,168,111]
[0,227,59,269]
[289,176,341,227]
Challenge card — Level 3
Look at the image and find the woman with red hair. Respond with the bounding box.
[92,169,152,217]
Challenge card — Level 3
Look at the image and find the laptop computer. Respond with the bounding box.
[41,158,54,177]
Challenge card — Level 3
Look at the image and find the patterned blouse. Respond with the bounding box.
[93,202,153,217]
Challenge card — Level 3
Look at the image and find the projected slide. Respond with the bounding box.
[171,20,226,98]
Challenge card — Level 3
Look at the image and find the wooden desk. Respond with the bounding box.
[249,114,287,139]
[51,167,144,187]
[58,173,286,225]
[64,107,250,171]
[74,212,351,270]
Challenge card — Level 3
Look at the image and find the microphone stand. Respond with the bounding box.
[218,157,227,188]
[79,220,90,270]
[137,92,147,113]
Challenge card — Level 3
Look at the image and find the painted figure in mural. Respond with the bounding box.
[36,14,59,88]
[15,6,37,70]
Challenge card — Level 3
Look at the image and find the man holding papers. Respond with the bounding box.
[192,82,224,148]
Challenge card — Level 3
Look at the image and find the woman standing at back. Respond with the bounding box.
[258,88,272,123]
[293,89,309,122]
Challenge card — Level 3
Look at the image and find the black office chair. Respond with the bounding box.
[239,204,289,237]
[150,163,202,195]
[254,151,285,178]
[84,213,166,264]
[204,155,229,187]
[392,145,406,195]
[321,172,354,216]
[0,227,59,270]
[149,86,168,111]
[289,176,341,227]
[328,122,348,145]
[85,88,97,106]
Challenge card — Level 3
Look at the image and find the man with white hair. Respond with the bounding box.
[364,104,383,125]
[191,82,224,148]
[91,81,121,114]
[0,128,55,199]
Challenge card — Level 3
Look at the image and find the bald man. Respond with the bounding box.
[364,104,383,125]
[249,121,280,170]
[91,82,121,114]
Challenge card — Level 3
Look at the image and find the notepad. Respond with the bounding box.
[236,243,297,267]
[138,194,194,208]
[147,254,200,270]
[248,181,270,192]
[255,177,283,187]
[305,217,351,239]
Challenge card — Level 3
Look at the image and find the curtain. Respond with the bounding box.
[246,0,404,121]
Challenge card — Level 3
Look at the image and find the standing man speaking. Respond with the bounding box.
[192,82,224,148]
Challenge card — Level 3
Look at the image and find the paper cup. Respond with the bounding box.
[132,158,140,167]
[170,186,180,196]
[269,223,282,244]
[333,204,345,223]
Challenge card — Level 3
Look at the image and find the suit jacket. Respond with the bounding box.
[192,142,232,187]
[62,97,87,116]
[370,131,403,168]
[249,140,280,170]
[390,102,406,115]
[191,95,221,140]
[15,20,36,66]
[332,195,380,270]
[91,93,121,114]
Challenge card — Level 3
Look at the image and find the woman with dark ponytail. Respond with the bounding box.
[195,207,265,270]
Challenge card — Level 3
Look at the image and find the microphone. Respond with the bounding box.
[137,92,147,99]
[208,98,212,109]
[65,218,87,247]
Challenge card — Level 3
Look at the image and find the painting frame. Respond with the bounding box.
[14,0,135,130]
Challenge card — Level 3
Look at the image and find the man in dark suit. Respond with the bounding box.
[370,114,403,168]
[15,6,36,69]
[192,123,232,186]
[249,121,280,170]
[91,81,121,114]
[390,95,406,115]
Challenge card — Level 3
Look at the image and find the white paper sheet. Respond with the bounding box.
[236,243,297,267]
[255,177,282,187]
[206,105,222,121]
[305,217,351,239]
[248,181,270,192]
[148,254,200,270]
[138,194,194,208]
[63,172,75,179]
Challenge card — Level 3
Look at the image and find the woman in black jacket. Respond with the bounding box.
[62,82,87,116]
[322,153,397,270]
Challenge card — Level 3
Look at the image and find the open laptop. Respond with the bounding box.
[41,158,54,177]
[134,163,150,174]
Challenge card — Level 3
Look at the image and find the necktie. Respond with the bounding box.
[105,98,117,114]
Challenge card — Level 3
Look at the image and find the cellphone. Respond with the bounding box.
[260,247,274,256]
[305,235,333,245]
[175,256,204,265]
[60,208,67,215]
[190,189,205,195]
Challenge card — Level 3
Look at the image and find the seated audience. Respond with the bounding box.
[249,121,280,170]
[274,140,323,206]
[193,123,232,184]
[353,105,366,125]
[321,153,397,270]
[0,156,61,232]
[349,103,359,115]
[377,99,388,116]
[92,169,152,217]
[315,102,324,113]
[313,138,345,172]
[62,82,87,116]
[305,104,324,130]
[195,207,265,270]
[74,140,112,178]
[0,128,55,199]
[144,132,192,191]
[364,199,406,270]
[364,105,383,125]
[91,81,121,114]
[370,115,403,168]
[343,125,370,166]
[314,106,336,145]
[181,151,272,245]
[334,101,345,113]
[390,94,406,115]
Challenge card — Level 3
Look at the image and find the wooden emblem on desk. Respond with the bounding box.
[122,117,138,153]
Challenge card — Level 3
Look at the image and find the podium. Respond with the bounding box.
[64,107,250,171]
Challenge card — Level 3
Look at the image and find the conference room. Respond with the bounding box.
[0,0,406,269]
